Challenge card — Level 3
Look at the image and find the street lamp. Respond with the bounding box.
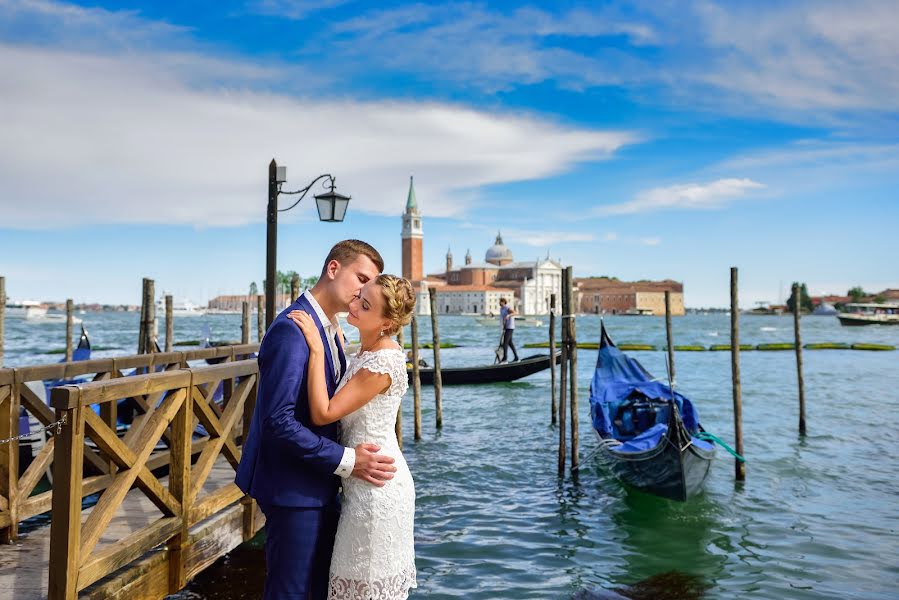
[266,158,351,329]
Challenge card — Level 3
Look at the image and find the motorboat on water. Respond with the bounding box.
[156,295,206,317]
[475,314,544,327]
[5,299,48,319]
[837,303,899,326]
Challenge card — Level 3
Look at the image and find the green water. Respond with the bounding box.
[7,312,897,598]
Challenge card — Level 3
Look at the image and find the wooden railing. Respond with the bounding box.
[0,344,258,542]
[47,355,261,599]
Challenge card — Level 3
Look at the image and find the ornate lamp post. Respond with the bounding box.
[266,159,350,329]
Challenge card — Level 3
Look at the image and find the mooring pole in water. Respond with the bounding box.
[792,283,807,436]
[256,295,264,342]
[396,327,404,449]
[549,293,557,426]
[665,290,676,384]
[565,267,579,471]
[0,276,5,367]
[558,276,569,476]
[65,299,74,362]
[410,314,422,441]
[138,278,148,354]
[428,288,443,429]
[165,295,174,352]
[241,301,251,345]
[145,278,156,353]
[730,267,746,481]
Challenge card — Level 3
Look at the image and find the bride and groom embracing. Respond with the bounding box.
[236,240,417,600]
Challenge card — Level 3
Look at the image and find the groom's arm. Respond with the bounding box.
[259,320,350,476]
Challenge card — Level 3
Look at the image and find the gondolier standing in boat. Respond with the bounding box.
[499,297,519,363]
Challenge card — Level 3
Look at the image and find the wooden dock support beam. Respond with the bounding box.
[558,275,569,476]
[428,289,443,429]
[565,267,579,472]
[792,283,807,436]
[730,267,746,481]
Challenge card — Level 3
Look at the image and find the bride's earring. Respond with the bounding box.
[379,330,384,337]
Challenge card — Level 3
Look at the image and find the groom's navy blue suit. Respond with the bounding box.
[236,294,347,599]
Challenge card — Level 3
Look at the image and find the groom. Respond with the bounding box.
[236,239,398,599]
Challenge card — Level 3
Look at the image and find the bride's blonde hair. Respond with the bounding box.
[377,275,415,336]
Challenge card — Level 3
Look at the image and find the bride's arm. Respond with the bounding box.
[291,312,390,426]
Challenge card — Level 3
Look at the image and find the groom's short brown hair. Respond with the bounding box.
[320,239,384,277]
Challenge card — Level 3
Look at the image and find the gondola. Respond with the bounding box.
[407,352,558,386]
[588,323,715,501]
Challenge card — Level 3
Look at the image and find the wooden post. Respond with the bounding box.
[165,295,174,352]
[793,283,807,435]
[257,295,265,342]
[395,328,404,449]
[48,392,84,600]
[410,314,422,441]
[138,278,148,354]
[0,375,19,542]
[168,382,192,592]
[241,301,251,345]
[730,267,746,481]
[65,299,74,362]
[665,290,676,383]
[241,380,258,540]
[428,289,443,429]
[566,267,579,471]
[549,293,557,425]
[0,276,5,367]
[558,275,569,475]
[146,278,156,352]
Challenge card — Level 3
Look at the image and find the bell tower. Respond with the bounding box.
[401,176,423,282]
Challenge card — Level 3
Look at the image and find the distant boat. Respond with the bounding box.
[5,300,48,319]
[156,295,206,317]
[837,303,899,326]
[26,312,83,324]
[619,308,655,316]
[811,302,838,316]
[475,314,544,327]
[408,352,558,385]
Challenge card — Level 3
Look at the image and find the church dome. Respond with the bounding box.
[485,231,513,265]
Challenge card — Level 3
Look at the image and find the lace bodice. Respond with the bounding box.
[336,348,408,449]
[329,346,416,600]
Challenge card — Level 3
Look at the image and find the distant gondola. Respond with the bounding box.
[407,352,558,386]
[588,323,715,501]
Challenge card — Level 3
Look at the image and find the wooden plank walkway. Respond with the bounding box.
[0,456,258,599]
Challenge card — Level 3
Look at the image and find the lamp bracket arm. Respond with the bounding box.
[277,174,336,212]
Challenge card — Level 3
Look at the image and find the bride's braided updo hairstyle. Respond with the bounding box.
[377,275,415,336]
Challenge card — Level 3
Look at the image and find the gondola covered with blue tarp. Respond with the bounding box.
[589,322,715,501]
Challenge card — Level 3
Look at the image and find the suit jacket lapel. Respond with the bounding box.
[336,332,347,381]
[297,296,338,393]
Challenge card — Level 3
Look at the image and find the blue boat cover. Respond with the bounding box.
[589,325,702,441]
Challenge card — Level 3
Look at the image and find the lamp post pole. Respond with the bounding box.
[266,159,279,330]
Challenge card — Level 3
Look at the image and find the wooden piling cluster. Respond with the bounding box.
[557,267,578,475]
[0,343,260,598]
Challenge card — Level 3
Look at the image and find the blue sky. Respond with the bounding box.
[1,0,897,307]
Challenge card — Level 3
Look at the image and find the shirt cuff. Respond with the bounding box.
[334,446,355,478]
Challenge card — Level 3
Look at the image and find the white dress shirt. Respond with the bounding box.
[302,290,355,478]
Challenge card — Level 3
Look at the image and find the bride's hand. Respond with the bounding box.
[288,310,324,355]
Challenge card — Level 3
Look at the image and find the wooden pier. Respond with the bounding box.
[0,344,263,599]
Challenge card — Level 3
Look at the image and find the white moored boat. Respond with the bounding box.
[156,296,206,317]
[5,300,48,319]
[836,303,899,326]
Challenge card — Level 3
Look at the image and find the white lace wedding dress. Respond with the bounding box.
[329,348,417,600]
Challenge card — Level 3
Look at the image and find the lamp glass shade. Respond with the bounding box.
[315,190,351,222]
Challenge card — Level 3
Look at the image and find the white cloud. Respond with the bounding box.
[502,229,596,247]
[595,178,765,216]
[0,41,636,229]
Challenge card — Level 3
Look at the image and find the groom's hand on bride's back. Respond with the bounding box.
[352,443,397,486]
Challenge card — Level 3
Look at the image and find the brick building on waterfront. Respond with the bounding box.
[575,277,685,315]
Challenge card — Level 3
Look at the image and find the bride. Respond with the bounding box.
[289,274,417,600]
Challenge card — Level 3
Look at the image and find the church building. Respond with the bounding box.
[400,178,563,316]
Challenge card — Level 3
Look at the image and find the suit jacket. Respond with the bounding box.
[235,295,348,507]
